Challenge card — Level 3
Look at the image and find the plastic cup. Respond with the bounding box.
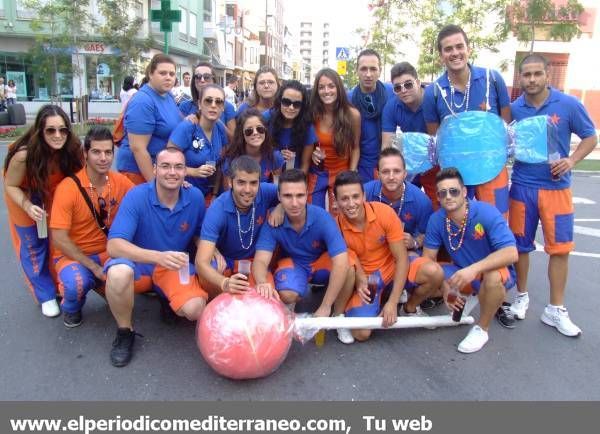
[178,252,190,285]
[206,160,216,168]
[314,329,326,347]
[238,259,251,279]
[367,274,379,304]
[285,152,296,170]
[36,210,48,239]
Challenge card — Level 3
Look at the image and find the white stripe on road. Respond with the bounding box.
[574,225,600,238]
[534,241,600,258]
[574,219,600,222]
[573,197,596,204]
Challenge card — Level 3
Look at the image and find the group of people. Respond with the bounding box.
[0,76,18,111]
[3,24,597,369]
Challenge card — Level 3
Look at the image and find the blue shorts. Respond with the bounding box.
[441,263,515,295]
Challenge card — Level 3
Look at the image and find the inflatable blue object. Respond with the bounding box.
[510,115,555,163]
[437,111,508,186]
[397,132,434,175]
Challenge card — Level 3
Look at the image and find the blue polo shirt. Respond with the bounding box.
[382,97,427,133]
[262,109,318,168]
[117,85,183,174]
[109,181,205,251]
[168,120,228,195]
[424,199,515,269]
[222,152,285,183]
[236,101,251,117]
[422,65,510,125]
[364,180,433,235]
[255,204,347,268]
[348,82,395,176]
[511,88,596,190]
[178,98,236,125]
[201,183,279,260]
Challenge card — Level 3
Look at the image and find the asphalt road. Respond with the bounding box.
[1,142,599,400]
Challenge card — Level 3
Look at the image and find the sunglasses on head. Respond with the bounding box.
[202,97,224,106]
[244,125,266,136]
[436,187,462,200]
[393,80,415,93]
[44,127,69,137]
[194,73,214,81]
[281,97,303,109]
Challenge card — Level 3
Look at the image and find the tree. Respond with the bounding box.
[23,0,93,100]
[96,0,154,85]
[509,0,584,53]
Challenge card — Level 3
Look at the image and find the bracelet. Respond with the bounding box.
[221,277,230,292]
[413,239,419,250]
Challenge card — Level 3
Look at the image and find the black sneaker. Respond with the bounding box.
[63,310,82,328]
[495,302,516,329]
[420,297,444,310]
[158,296,179,325]
[110,328,139,367]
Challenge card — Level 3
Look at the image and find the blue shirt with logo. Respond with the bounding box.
[255,204,347,267]
[262,109,318,168]
[422,65,510,125]
[117,85,183,174]
[382,97,427,133]
[201,183,279,260]
[511,87,596,190]
[222,152,285,184]
[109,181,205,251]
[364,180,433,235]
[168,120,228,195]
[424,199,515,268]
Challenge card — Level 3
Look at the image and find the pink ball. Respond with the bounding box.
[197,291,293,380]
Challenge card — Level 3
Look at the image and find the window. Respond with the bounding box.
[179,7,188,40]
[204,0,212,22]
[0,0,5,17]
[16,0,49,19]
[189,12,197,44]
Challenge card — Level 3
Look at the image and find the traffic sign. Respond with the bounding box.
[336,47,350,61]
[337,60,347,76]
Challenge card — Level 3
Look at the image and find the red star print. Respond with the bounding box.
[179,221,190,232]
[549,113,560,125]
[403,212,413,221]
[312,240,321,249]
[479,101,489,111]
[256,215,264,225]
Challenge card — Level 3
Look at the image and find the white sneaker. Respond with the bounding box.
[510,292,529,319]
[335,314,354,344]
[541,305,582,337]
[457,325,489,353]
[399,289,408,304]
[400,305,436,329]
[41,299,60,318]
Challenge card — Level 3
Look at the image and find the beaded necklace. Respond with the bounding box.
[377,182,405,219]
[88,175,111,230]
[445,201,469,251]
[236,203,256,250]
[436,68,471,116]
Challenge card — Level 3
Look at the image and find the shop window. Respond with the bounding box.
[179,7,188,41]
[190,12,197,45]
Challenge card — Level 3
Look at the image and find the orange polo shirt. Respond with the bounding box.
[50,168,134,257]
[336,201,404,282]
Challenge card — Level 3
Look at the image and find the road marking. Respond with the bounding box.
[534,241,600,258]
[573,197,596,204]
[574,225,600,238]
[574,219,600,222]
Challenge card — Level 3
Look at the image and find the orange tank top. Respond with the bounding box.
[315,119,350,174]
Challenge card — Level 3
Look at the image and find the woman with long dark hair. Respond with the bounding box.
[308,68,361,212]
[3,104,84,317]
[264,80,316,172]
[221,108,284,189]
[168,84,228,201]
[236,66,279,116]
[119,76,137,107]
[116,53,182,184]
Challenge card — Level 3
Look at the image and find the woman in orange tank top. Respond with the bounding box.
[3,105,83,317]
[307,68,361,213]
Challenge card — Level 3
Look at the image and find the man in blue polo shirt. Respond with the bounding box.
[348,49,395,183]
[422,24,512,219]
[423,168,518,353]
[196,156,280,297]
[508,54,597,337]
[105,147,207,367]
[252,169,355,344]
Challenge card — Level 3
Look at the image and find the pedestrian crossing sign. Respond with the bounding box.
[336,47,350,61]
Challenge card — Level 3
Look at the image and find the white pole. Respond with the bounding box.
[294,315,475,330]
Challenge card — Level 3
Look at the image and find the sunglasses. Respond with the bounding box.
[202,97,224,107]
[436,188,462,200]
[194,73,214,81]
[364,94,375,114]
[44,127,69,137]
[393,80,415,93]
[281,97,303,109]
[98,197,108,224]
[244,125,266,136]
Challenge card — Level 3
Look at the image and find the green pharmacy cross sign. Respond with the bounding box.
[150,0,182,54]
